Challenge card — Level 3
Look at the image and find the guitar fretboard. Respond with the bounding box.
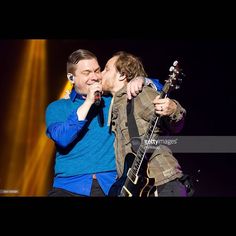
[128,85,171,182]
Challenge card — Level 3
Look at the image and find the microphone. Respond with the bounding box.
[94,91,101,106]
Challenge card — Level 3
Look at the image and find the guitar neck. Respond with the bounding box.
[129,88,169,179]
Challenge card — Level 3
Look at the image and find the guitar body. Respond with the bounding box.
[108,153,155,197]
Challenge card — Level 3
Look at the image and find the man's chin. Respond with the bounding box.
[101,86,108,92]
[102,91,110,95]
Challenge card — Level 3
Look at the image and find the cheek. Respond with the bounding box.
[102,73,109,85]
[75,80,83,89]
[102,78,109,88]
[102,71,116,88]
[75,78,89,93]
[102,77,111,89]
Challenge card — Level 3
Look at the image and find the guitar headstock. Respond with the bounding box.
[162,60,185,95]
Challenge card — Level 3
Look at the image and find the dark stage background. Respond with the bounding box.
[0,39,235,196]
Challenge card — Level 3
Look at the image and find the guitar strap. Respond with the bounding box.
[127,99,140,153]
[127,99,159,197]
[97,98,104,127]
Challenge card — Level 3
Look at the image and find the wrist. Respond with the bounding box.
[84,98,93,107]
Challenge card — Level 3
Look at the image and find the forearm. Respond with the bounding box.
[77,99,93,120]
[127,77,163,100]
[46,110,87,148]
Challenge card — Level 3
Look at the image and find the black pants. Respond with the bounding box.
[48,178,190,197]
[155,178,188,197]
[48,179,105,197]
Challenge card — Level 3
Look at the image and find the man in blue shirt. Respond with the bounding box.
[45,49,162,196]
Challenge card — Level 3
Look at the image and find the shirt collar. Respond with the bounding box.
[70,88,85,102]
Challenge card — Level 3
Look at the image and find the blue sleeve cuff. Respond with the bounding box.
[145,78,163,92]
[46,109,88,148]
[67,109,87,131]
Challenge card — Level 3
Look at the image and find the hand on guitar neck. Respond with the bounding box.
[153,95,177,116]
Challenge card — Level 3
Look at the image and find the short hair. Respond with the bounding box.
[67,49,97,74]
[113,51,147,81]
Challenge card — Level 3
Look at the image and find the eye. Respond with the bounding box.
[82,71,90,76]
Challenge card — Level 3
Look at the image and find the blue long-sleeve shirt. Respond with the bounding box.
[45,78,163,196]
[46,90,116,195]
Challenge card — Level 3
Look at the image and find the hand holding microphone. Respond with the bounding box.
[86,82,102,106]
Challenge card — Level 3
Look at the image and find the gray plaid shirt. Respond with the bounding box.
[111,85,185,186]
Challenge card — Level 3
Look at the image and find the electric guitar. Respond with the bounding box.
[108,61,185,197]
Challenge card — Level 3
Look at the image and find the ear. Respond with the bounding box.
[67,73,75,83]
[118,73,126,81]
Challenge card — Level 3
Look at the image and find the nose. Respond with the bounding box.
[91,72,102,81]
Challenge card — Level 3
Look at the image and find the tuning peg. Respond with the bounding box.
[173,60,178,66]
[169,66,174,72]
